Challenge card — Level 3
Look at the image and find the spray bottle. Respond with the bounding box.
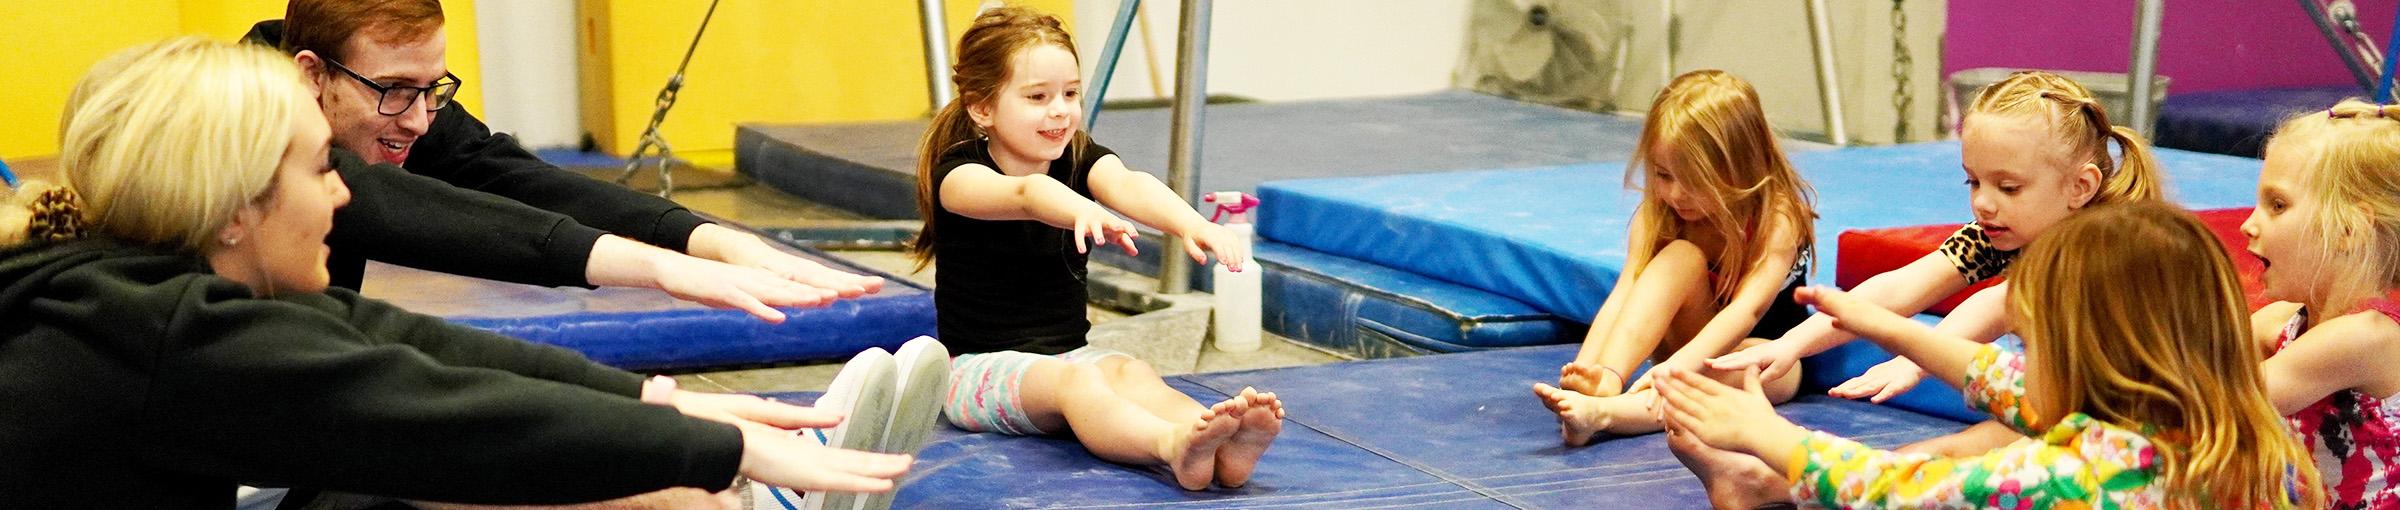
[1204,191,1263,352]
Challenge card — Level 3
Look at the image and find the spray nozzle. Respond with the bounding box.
[1204,191,1260,224]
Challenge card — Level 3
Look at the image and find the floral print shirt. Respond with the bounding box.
[1787,344,2170,509]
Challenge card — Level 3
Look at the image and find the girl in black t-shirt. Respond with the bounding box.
[903,7,1282,491]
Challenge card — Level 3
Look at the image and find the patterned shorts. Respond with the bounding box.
[943,346,1134,435]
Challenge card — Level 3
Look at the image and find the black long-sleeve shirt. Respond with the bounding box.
[0,239,743,509]
[245,20,710,291]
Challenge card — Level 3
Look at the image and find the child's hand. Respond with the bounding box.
[1793,286,1919,343]
[1828,357,1926,403]
[1655,366,1790,456]
[1707,338,1804,383]
[1182,222,1253,272]
[1072,205,1140,256]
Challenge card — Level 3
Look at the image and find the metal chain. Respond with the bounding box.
[1890,0,1915,142]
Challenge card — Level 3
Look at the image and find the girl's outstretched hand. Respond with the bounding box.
[1072,205,1140,256]
[1828,357,1928,403]
[1182,222,1253,272]
[1654,366,1786,455]
[1706,338,1805,385]
[1793,286,1922,345]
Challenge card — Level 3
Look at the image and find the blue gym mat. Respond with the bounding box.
[2156,85,2360,158]
[362,227,934,372]
[1257,141,2264,325]
[763,344,1968,509]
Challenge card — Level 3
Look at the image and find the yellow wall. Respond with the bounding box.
[0,0,483,160]
[581,0,1072,159]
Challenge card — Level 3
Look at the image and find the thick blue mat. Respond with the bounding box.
[1257,141,2264,324]
[764,344,1967,509]
[363,238,933,372]
[2157,85,2360,158]
[1259,240,1577,357]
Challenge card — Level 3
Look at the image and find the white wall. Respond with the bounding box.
[474,0,581,149]
[1073,0,1472,102]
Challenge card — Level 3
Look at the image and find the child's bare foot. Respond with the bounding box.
[1215,387,1284,488]
[1534,383,1616,447]
[1666,427,1789,509]
[1162,398,1245,490]
[1557,362,1618,397]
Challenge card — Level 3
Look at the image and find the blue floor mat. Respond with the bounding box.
[761,344,1969,509]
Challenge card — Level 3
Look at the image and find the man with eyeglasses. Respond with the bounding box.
[242,0,885,325]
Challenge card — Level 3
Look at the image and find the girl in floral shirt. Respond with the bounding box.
[1657,202,2322,509]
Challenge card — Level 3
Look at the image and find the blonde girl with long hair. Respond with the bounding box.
[1660,201,2321,508]
[1530,69,1819,448]
[896,6,1281,492]
[2244,99,2400,508]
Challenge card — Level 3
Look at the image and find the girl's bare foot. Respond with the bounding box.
[1162,398,1245,490]
[1534,383,1617,446]
[1557,362,1618,397]
[1666,428,1790,509]
[1215,387,1284,488]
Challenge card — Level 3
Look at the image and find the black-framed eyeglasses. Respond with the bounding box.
[322,57,461,116]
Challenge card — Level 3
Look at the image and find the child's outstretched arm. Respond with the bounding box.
[1708,252,1975,381]
[2258,308,2400,414]
[1085,155,1250,270]
[1791,286,1983,390]
[940,163,1140,255]
[1826,283,2014,402]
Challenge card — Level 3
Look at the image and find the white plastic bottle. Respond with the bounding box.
[1205,191,1263,353]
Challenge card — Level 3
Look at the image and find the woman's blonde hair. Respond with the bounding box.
[2007,201,2322,509]
[1966,70,2167,208]
[20,37,305,253]
[2263,99,2400,313]
[1626,70,1818,301]
[909,6,1087,271]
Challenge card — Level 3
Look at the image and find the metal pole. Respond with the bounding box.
[2127,0,2163,136]
[920,0,956,110]
[1804,0,1849,145]
[1660,0,1674,85]
[1161,0,1211,294]
[1085,0,1142,128]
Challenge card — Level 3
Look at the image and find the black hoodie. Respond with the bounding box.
[0,239,741,508]
[243,20,711,292]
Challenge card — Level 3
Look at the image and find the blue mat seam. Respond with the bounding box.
[1179,376,1537,510]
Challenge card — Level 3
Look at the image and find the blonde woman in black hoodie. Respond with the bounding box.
[0,37,906,509]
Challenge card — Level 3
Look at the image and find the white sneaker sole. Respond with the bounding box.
[754,348,898,510]
[859,336,952,510]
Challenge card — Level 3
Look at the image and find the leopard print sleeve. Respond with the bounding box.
[1938,222,2017,283]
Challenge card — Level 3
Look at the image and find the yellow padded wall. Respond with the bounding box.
[0,0,484,159]
[0,0,183,159]
[580,0,1073,158]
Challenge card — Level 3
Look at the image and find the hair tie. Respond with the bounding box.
[26,187,86,242]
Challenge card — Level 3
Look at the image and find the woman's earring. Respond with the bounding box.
[221,235,240,247]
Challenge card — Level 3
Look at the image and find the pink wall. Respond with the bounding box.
[1945,0,2396,93]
